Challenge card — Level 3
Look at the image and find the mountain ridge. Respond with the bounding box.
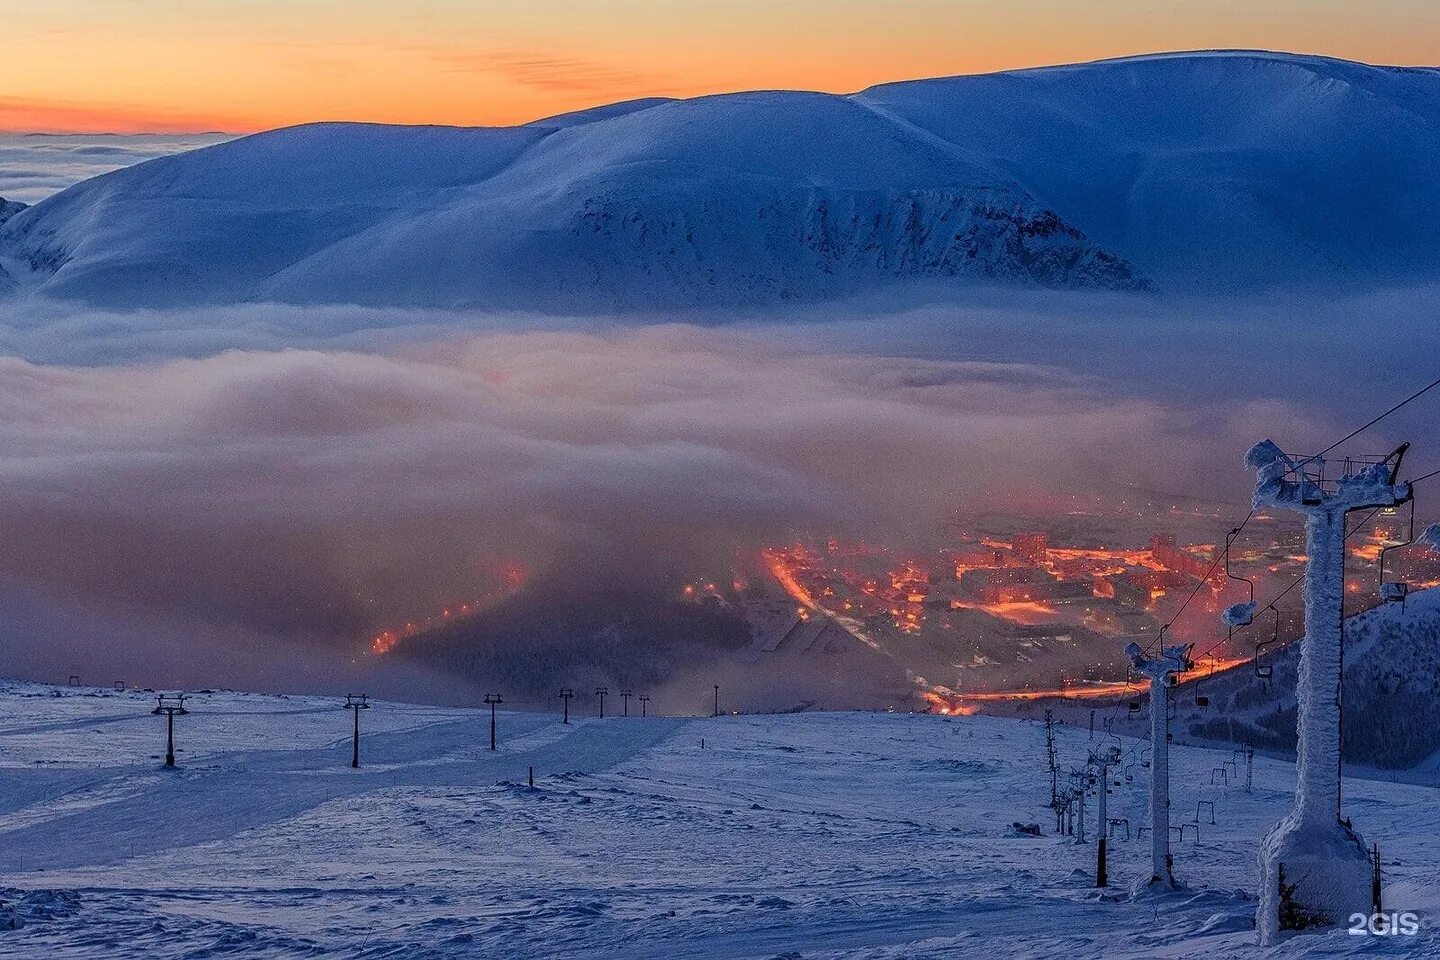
[2,50,1436,310]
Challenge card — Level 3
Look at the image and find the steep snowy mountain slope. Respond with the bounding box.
[0,198,24,229]
[862,51,1440,288]
[0,199,22,293]
[3,51,1434,310]
[1080,586,1440,774]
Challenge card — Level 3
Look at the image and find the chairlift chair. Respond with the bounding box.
[1378,496,1417,608]
[1216,533,1259,696]
[1381,581,1409,603]
[1193,656,1216,709]
[1253,607,1280,680]
[1223,528,1256,627]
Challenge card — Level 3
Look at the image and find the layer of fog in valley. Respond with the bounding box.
[1,286,1436,709]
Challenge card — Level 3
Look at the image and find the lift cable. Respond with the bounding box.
[1141,372,1440,657]
[1285,374,1440,477]
[1181,485,1421,670]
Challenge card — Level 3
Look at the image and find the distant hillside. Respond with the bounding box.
[2,51,1438,309]
[1139,586,1440,772]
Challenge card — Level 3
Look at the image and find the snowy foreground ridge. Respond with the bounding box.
[3,683,1439,958]
[3,51,1440,309]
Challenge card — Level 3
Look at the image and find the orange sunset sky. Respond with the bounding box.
[5,0,1439,133]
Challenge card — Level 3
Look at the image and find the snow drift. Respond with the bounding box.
[3,51,1438,309]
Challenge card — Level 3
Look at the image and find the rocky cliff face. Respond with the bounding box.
[0,197,25,228]
[568,187,1144,306]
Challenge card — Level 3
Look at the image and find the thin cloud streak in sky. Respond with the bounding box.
[0,95,246,136]
[433,49,685,95]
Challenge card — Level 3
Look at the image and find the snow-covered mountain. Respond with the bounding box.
[2,50,1438,309]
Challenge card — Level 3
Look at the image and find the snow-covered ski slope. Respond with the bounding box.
[3,51,1439,310]
[3,682,1439,957]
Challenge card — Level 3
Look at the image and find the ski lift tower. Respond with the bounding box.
[344,693,370,768]
[1246,440,1410,941]
[1125,640,1191,889]
[1089,744,1122,887]
[152,693,189,768]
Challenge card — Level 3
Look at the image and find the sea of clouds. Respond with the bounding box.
[3,284,1437,699]
[0,133,231,205]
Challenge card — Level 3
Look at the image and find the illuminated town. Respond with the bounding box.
[367,489,1440,717]
[732,492,1440,713]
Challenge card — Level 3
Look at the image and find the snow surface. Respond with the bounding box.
[1223,602,1258,628]
[3,681,1439,957]
[1419,523,1440,553]
[3,51,1438,309]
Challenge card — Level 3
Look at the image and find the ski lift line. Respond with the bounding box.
[1182,488,1412,668]
[1406,465,1440,485]
[1287,374,1440,474]
[1379,497,1418,605]
[1141,373,1440,659]
[1141,508,1257,657]
[1121,460,1430,714]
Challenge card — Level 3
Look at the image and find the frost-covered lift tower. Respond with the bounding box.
[1125,641,1191,888]
[1245,440,1411,941]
